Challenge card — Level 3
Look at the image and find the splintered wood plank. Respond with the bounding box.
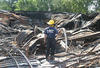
[69,31,100,40]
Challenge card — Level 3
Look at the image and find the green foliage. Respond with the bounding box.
[15,0,37,11]
[0,0,17,11]
[61,0,92,13]
[0,0,11,10]
[93,0,100,12]
[0,0,99,13]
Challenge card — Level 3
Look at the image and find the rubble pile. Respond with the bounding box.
[0,10,100,68]
[51,12,100,68]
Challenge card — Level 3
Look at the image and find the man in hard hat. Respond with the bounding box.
[44,20,58,60]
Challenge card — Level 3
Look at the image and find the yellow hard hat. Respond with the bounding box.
[47,20,55,25]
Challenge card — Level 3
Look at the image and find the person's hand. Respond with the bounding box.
[44,40,46,45]
[44,34,47,47]
[44,40,46,47]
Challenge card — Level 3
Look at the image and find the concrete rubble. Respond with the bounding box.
[0,10,100,68]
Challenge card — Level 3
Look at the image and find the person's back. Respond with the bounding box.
[44,27,58,39]
[44,20,58,60]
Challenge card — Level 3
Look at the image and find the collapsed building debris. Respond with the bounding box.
[0,10,100,68]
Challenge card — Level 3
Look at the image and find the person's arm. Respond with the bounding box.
[44,34,47,44]
[55,28,58,40]
[44,28,47,44]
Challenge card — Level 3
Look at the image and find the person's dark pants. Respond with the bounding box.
[46,38,56,58]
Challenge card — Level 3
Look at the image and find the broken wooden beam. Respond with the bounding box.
[68,31,100,41]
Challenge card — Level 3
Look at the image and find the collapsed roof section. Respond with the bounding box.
[52,12,100,31]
